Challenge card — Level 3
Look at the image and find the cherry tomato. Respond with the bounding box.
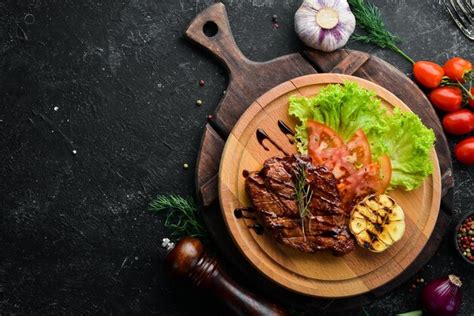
[429,86,463,112]
[413,61,444,89]
[442,109,474,135]
[443,57,472,82]
[469,87,474,109]
[454,137,474,165]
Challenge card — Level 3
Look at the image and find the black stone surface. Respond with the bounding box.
[0,0,473,315]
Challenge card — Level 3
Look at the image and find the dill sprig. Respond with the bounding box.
[149,195,207,237]
[348,0,415,64]
[293,163,313,238]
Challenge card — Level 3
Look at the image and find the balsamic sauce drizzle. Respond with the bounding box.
[234,207,256,220]
[248,223,264,235]
[277,120,294,144]
[234,208,262,234]
[256,128,289,155]
[242,169,249,178]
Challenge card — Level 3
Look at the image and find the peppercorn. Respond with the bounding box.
[183,163,189,169]
[196,99,203,106]
[457,214,474,262]
[199,79,205,87]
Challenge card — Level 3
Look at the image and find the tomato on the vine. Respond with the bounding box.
[429,86,463,112]
[413,61,444,89]
[442,109,474,135]
[443,57,472,82]
[454,137,474,165]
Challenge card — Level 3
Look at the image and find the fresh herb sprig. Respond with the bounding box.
[293,163,313,238]
[149,195,207,237]
[348,0,415,64]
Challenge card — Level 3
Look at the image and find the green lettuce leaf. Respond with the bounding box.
[288,81,435,191]
[373,108,435,190]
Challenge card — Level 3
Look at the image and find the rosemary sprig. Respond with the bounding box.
[293,163,313,238]
[149,195,207,238]
[348,0,415,64]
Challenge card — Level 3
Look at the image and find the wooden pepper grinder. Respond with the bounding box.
[165,237,289,316]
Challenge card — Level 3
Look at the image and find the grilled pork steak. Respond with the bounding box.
[245,155,355,255]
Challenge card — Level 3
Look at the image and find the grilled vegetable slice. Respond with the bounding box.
[349,194,405,252]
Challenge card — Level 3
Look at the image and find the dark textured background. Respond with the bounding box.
[0,0,473,315]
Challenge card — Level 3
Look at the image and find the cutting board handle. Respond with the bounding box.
[185,3,249,73]
[165,237,288,316]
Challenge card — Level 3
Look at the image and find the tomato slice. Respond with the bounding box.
[336,155,392,209]
[346,129,372,167]
[337,164,377,210]
[307,120,343,164]
[306,121,392,208]
[376,154,392,193]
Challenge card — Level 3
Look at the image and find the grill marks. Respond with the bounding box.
[245,155,355,256]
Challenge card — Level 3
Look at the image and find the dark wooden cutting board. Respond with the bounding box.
[188,3,453,311]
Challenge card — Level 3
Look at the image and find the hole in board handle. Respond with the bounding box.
[203,21,218,37]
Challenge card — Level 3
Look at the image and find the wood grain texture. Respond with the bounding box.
[185,3,317,136]
[218,74,442,298]
[195,123,223,206]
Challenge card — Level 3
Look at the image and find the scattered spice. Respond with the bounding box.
[72,149,77,155]
[457,214,474,262]
[161,238,175,251]
[183,163,189,169]
[53,106,59,111]
[207,114,213,120]
[199,79,205,87]
[196,99,203,106]
[271,14,280,29]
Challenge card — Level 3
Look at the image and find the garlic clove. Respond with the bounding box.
[295,0,356,52]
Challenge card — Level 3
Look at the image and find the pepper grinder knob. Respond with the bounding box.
[165,237,289,316]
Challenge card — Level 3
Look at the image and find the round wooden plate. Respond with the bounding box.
[218,74,441,298]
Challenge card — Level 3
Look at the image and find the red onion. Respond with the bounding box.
[421,274,462,316]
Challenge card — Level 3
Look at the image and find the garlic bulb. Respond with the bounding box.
[295,0,356,52]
